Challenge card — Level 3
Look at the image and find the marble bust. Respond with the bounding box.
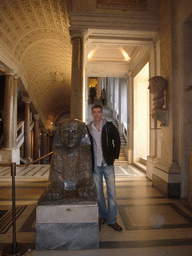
[42,118,95,202]
[148,76,168,126]
[148,76,167,109]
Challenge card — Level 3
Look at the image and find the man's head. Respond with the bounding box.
[59,118,85,148]
[92,104,103,122]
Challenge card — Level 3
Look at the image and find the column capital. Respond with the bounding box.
[128,71,132,77]
[5,70,14,76]
[14,74,19,80]
[34,114,40,120]
[69,29,87,39]
[22,97,31,104]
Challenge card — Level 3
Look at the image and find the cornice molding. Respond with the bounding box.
[69,12,159,31]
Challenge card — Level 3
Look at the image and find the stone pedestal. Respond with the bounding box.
[35,202,99,250]
[0,148,20,164]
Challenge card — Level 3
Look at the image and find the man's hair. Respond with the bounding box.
[92,104,103,112]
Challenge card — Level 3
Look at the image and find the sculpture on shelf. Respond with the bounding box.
[148,76,169,126]
[148,76,167,109]
[42,118,95,202]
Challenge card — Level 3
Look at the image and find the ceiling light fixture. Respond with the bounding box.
[120,48,130,61]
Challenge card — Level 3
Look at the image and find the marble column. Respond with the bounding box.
[112,78,116,120]
[48,129,53,163]
[41,128,47,164]
[12,75,18,148]
[189,149,192,208]
[118,78,122,133]
[127,72,133,164]
[33,114,40,163]
[0,72,20,164]
[3,71,14,149]
[22,97,31,163]
[70,30,85,121]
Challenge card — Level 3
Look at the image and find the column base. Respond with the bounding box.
[0,148,20,164]
[152,158,181,198]
[126,148,133,165]
[146,155,154,180]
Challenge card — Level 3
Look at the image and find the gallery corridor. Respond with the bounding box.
[0,105,191,255]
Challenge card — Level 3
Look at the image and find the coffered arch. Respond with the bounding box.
[0,0,72,127]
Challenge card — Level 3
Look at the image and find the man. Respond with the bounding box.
[87,104,122,231]
[100,88,106,106]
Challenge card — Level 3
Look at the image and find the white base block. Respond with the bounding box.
[35,203,99,250]
[0,148,20,164]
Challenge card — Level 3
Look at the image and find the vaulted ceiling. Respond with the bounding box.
[0,0,159,128]
[0,0,72,126]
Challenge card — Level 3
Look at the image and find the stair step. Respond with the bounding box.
[118,157,127,161]
[114,160,128,166]
[134,162,146,172]
[140,157,146,165]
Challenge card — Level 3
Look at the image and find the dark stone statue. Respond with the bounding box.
[40,118,95,204]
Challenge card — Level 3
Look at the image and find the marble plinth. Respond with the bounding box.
[35,203,99,250]
[152,159,181,198]
[0,148,20,164]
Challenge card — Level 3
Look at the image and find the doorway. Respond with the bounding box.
[133,63,149,164]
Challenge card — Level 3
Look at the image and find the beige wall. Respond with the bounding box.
[159,0,192,197]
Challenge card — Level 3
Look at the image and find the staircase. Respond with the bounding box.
[109,119,128,166]
[114,134,128,166]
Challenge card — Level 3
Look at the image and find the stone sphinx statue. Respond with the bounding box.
[42,118,95,202]
[148,76,169,126]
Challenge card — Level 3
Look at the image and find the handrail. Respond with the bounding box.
[16,121,24,148]
[0,151,53,167]
[122,123,127,142]
[26,151,53,166]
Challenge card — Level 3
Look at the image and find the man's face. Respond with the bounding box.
[60,123,83,148]
[92,107,103,122]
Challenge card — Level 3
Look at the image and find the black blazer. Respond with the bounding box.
[87,121,121,167]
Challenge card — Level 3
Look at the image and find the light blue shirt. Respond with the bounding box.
[90,121,106,167]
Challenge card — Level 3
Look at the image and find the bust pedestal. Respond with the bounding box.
[35,198,99,250]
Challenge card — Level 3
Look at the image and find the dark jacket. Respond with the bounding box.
[87,119,121,166]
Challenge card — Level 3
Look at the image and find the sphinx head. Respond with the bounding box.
[59,118,85,149]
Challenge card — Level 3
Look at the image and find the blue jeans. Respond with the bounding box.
[93,165,117,225]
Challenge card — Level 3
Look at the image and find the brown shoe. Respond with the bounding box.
[99,217,107,225]
[108,223,122,231]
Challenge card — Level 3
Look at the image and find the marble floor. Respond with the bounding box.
[0,164,192,256]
